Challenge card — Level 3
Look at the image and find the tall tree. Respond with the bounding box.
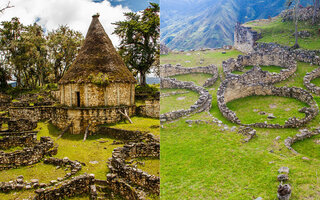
[312,0,320,24]
[0,17,24,87]
[286,0,301,49]
[47,25,83,82]
[113,3,160,86]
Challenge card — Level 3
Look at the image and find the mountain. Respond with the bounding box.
[160,0,313,50]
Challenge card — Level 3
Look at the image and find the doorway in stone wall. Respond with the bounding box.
[76,92,80,107]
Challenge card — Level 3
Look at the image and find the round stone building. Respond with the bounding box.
[58,14,136,107]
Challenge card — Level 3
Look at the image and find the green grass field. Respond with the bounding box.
[161,49,320,199]
[246,17,320,50]
[160,89,199,114]
[227,96,308,125]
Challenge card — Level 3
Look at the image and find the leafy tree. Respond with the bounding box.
[0,17,24,87]
[113,3,160,86]
[47,25,83,82]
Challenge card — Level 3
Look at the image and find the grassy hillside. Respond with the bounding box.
[246,16,320,50]
[161,51,320,199]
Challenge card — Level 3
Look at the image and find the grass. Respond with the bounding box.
[170,73,213,86]
[106,117,160,137]
[227,96,308,125]
[161,116,320,199]
[134,157,160,177]
[232,65,284,75]
[310,76,320,86]
[160,49,242,68]
[1,145,25,152]
[246,16,320,50]
[160,89,199,114]
[161,47,320,199]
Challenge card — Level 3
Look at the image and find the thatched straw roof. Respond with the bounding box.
[59,14,136,84]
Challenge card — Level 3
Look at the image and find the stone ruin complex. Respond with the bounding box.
[0,14,160,200]
[234,22,261,53]
[6,14,159,135]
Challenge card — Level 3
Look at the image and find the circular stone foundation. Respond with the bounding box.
[160,78,212,122]
[304,66,320,95]
[217,78,318,128]
[222,50,297,84]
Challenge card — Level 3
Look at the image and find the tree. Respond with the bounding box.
[0,1,13,14]
[312,0,319,24]
[47,25,83,82]
[113,3,160,86]
[0,17,24,87]
[286,0,300,49]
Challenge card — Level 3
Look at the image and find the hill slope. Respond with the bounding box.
[161,0,313,50]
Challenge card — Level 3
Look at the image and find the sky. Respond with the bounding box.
[0,0,158,46]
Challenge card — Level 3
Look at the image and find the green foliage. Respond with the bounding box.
[37,95,44,102]
[0,18,83,90]
[135,84,159,100]
[47,25,83,82]
[113,3,159,86]
[88,72,109,86]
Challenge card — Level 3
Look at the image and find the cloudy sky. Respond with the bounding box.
[0,0,158,46]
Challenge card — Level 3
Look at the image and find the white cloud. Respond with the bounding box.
[0,0,131,46]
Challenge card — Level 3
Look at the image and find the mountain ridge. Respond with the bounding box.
[161,0,313,50]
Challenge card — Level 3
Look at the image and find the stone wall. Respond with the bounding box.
[0,132,37,150]
[108,142,160,195]
[137,99,160,118]
[0,137,57,170]
[281,6,320,22]
[160,64,219,87]
[222,49,297,82]
[0,93,11,110]
[102,175,146,200]
[9,105,136,134]
[304,66,320,95]
[160,78,212,122]
[34,174,95,200]
[285,128,320,154]
[7,119,37,132]
[96,127,158,143]
[234,22,261,53]
[59,82,135,107]
[217,77,318,128]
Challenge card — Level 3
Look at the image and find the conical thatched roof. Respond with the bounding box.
[59,14,136,84]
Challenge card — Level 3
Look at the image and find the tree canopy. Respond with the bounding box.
[0,18,83,89]
[113,3,160,86]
